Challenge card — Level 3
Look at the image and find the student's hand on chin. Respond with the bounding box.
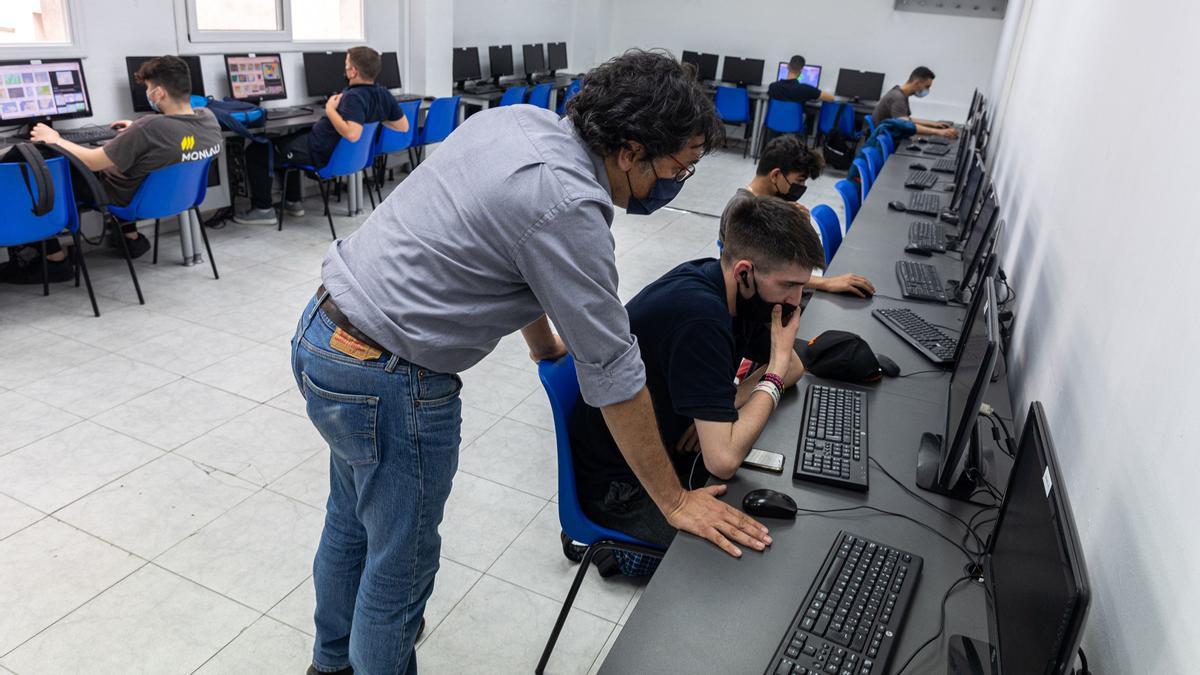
[769,305,801,365]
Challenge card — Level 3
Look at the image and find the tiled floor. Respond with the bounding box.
[0,144,848,674]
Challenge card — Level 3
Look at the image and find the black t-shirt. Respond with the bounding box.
[767,79,822,105]
[569,258,771,503]
[307,83,405,166]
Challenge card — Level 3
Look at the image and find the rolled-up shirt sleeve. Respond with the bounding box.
[514,198,646,408]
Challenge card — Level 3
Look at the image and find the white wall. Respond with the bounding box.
[988,0,1199,672]
[601,0,1005,120]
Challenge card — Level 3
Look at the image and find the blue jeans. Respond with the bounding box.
[292,294,463,675]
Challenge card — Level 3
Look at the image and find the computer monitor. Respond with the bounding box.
[721,56,764,87]
[967,88,985,125]
[960,187,998,274]
[378,52,402,90]
[452,47,482,87]
[776,61,789,81]
[949,120,974,184]
[488,45,515,83]
[0,58,92,125]
[681,51,720,81]
[834,68,885,101]
[968,401,1090,675]
[302,51,347,99]
[775,62,822,88]
[954,154,986,221]
[522,43,546,76]
[547,42,568,73]
[915,280,1000,499]
[224,53,286,102]
[127,56,205,114]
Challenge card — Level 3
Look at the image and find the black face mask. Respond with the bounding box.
[736,269,798,325]
[774,174,807,202]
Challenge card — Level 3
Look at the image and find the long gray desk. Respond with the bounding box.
[602,132,1013,674]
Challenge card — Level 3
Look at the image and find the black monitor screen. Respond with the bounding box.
[488,45,514,78]
[939,281,998,489]
[522,43,546,75]
[988,402,1090,675]
[721,56,764,86]
[225,53,286,102]
[127,55,205,113]
[951,123,973,184]
[956,157,986,225]
[0,58,92,123]
[302,51,346,98]
[961,189,998,281]
[682,51,719,81]
[379,52,401,89]
[452,47,481,83]
[835,69,885,100]
[547,42,567,71]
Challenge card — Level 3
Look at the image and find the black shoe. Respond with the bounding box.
[111,232,151,259]
[0,255,73,285]
[306,666,352,675]
[560,530,586,563]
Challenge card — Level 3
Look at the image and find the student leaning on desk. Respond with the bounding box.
[2,56,221,285]
[873,66,959,139]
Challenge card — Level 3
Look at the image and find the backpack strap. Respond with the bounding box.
[8,142,54,216]
[45,142,110,209]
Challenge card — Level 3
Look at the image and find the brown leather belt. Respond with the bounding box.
[317,285,387,353]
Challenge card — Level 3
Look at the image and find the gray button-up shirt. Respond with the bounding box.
[321,105,646,408]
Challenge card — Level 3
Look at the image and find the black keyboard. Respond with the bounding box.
[464,84,502,94]
[59,125,118,144]
[895,260,948,303]
[907,192,941,216]
[904,171,937,190]
[872,308,957,364]
[931,158,956,173]
[907,220,946,253]
[764,531,923,675]
[265,106,313,121]
[921,144,951,156]
[795,385,868,492]
[925,136,951,146]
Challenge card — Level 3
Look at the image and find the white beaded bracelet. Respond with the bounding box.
[753,381,781,409]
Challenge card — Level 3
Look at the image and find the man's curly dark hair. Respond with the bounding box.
[567,49,724,162]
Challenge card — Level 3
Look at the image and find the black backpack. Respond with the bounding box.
[0,141,55,217]
[822,105,857,172]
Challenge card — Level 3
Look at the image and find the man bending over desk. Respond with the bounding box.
[872,66,958,139]
[569,194,821,575]
[234,46,409,226]
[5,56,222,285]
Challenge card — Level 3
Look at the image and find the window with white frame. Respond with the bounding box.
[0,0,72,45]
[185,0,363,44]
[193,0,282,32]
[292,0,363,41]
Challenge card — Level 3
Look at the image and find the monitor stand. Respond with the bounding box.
[915,420,992,500]
[946,635,996,675]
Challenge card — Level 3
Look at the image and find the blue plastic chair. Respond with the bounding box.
[757,100,805,156]
[0,155,98,314]
[715,86,752,157]
[534,355,664,674]
[527,83,552,110]
[865,114,876,135]
[863,146,884,180]
[556,79,581,115]
[852,157,873,201]
[810,205,843,265]
[276,122,380,239]
[498,86,527,107]
[834,179,861,232]
[877,131,895,160]
[370,100,421,200]
[107,156,218,301]
[411,96,460,166]
[816,102,840,138]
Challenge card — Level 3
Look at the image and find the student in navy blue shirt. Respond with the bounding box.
[767,55,835,106]
[236,46,409,225]
[569,194,824,574]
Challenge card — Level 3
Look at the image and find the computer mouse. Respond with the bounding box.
[888,200,907,212]
[742,489,798,519]
[906,144,921,152]
[909,162,928,171]
[904,243,933,256]
[876,353,901,377]
[917,137,928,144]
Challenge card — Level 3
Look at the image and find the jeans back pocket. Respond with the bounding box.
[302,373,380,466]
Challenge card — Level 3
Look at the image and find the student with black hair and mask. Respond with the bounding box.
[720,136,875,298]
[873,66,958,138]
[569,194,822,575]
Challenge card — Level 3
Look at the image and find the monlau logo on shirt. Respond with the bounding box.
[180,136,221,162]
[180,135,195,151]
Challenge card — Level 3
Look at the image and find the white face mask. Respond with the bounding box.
[915,88,930,98]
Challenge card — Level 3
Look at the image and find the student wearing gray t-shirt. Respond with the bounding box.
[872,66,960,139]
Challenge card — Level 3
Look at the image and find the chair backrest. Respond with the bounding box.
[419,96,460,145]
[714,86,750,123]
[527,83,552,109]
[877,131,894,159]
[852,157,873,201]
[764,100,804,133]
[0,155,77,247]
[556,79,581,115]
[811,205,842,266]
[834,179,860,232]
[816,102,841,135]
[863,146,884,179]
[837,105,858,138]
[865,114,876,134]
[316,121,380,180]
[499,86,527,107]
[537,356,657,548]
[109,157,212,220]
[373,100,421,155]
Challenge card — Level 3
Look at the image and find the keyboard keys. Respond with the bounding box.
[795,386,868,491]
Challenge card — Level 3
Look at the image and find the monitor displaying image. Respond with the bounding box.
[0,59,92,122]
[224,53,286,102]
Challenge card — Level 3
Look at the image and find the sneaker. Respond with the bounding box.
[284,200,306,217]
[108,232,151,259]
[305,666,352,675]
[0,255,72,285]
[232,207,279,226]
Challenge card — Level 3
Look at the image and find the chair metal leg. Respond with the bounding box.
[318,180,337,239]
[152,218,160,264]
[194,207,219,280]
[71,230,99,317]
[111,216,145,304]
[363,170,376,210]
[39,240,49,297]
[277,169,288,232]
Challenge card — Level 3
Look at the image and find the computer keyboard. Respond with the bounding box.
[464,84,501,94]
[924,136,951,146]
[872,308,957,364]
[904,171,938,190]
[795,385,868,492]
[907,220,947,253]
[921,144,951,156]
[931,158,956,173]
[764,531,923,675]
[265,106,313,121]
[895,260,948,303]
[907,192,941,216]
[59,125,118,144]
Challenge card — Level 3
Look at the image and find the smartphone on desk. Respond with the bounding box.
[742,448,785,473]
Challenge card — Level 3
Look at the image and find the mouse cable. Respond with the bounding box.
[793,504,979,565]
[1076,648,1093,675]
[897,369,943,378]
[893,575,977,675]
[979,409,1016,457]
[869,457,991,552]
[962,514,998,556]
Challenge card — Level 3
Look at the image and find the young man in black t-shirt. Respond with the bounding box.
[236,46,409,225]
[767,55,835,107]
[569,194,824,571]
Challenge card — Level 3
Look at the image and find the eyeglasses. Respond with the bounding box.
[666,154,696,184]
